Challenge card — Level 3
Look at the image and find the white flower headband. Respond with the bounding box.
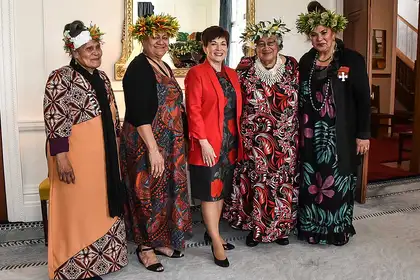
[63,23,104,53]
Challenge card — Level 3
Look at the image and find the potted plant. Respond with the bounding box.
[169,32,205,68]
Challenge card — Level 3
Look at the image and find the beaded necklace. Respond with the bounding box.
[308,44,337,111]
[308,54,330,112]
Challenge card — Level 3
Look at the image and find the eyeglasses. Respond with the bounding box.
[256,40,277,48]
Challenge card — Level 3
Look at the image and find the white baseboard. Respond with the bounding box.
[22,184,43,222]
[23,202,42,222]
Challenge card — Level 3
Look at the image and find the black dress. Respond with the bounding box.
[189,70,238,202]
[297,39,371,245]
[298,64,356,244]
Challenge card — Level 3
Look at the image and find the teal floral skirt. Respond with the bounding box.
[298,73,357,245]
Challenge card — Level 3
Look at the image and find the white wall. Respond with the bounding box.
[256,0,339,60]
[398,0,419,27]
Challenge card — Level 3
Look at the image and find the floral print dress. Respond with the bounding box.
[224,56,300,242]
[298,65,357,244]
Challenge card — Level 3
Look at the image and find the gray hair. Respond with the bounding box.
[277,35,284,50]
[255,34,284,50]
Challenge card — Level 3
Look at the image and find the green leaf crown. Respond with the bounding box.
[296,9,348,35]
[240,18,290,47]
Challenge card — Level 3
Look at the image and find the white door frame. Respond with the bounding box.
[0,0,25,222]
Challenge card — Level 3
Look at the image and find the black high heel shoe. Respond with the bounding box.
[136,247,164,272]
[211,245,229,267]
[204,231,235,250]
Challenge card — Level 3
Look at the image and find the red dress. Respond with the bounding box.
[224,56,300,242]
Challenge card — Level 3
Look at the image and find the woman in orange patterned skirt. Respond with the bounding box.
[43,21,127,280]
[120,14,192,273]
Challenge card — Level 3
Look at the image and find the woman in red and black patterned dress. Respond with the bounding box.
[224,21,300,247]
[120,14,191,273]
[185,26,242,268]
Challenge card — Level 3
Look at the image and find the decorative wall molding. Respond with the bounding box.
[18,120,45,132]
[0,0,25,222]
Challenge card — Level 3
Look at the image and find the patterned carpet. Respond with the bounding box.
[1,177,420,280]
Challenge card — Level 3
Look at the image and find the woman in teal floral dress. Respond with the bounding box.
[296,2,371,245]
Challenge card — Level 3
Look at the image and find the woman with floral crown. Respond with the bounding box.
[224,19,300,247]
[296,1,370,245]
[120,14,192,273]
[43,20,127,279]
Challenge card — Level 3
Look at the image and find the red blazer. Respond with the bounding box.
[185,60,242,166]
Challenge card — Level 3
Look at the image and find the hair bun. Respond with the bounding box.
[307,1,327,13]
[63,20,86,37]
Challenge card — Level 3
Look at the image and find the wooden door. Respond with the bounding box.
[410,1,420,173]
[0,119,8,222]
[343,0,372,204]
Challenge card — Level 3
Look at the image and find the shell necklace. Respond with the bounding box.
[254,53,285,87]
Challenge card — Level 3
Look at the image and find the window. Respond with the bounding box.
[228,0,247,67]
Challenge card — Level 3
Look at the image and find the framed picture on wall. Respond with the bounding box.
[372,29,386,70]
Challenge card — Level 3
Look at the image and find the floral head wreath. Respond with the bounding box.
[63,23,104,53]
[129,13,180,41]
[296,9,348,35]
[241,18,290,48]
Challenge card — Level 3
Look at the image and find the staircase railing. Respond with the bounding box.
[397,15,417,68]
[396,15,417,113]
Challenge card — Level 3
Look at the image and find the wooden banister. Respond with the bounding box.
[398,15,418,33]
[397,48,415,70]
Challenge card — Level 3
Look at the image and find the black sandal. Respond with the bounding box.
[136,247,164,272]
[154,248,184,258]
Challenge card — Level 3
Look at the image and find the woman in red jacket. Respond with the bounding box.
[185,26,242,268]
